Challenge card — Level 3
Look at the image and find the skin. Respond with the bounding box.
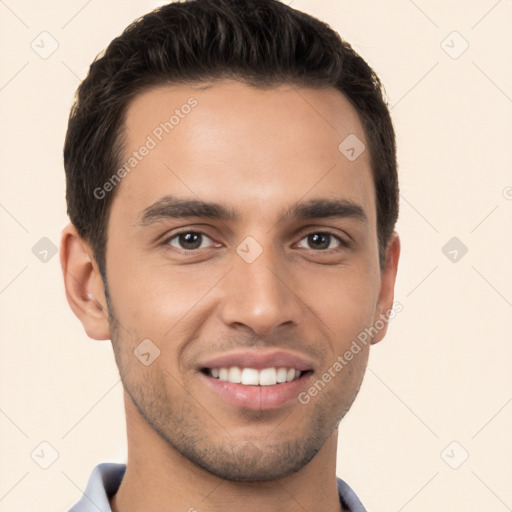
[61,80,400,512]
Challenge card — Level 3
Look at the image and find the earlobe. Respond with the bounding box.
[371,232,401,345]
[60,224,111,340]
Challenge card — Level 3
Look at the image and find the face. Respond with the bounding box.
[100,80,398,481]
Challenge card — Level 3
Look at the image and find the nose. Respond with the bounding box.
[218,244,304,336]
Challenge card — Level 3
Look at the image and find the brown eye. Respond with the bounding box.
[297,232,344,251]
[167,232,212,250]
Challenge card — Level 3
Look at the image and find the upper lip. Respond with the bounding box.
[198,349,315,372]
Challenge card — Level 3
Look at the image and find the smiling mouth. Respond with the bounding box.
[201,366,313,386]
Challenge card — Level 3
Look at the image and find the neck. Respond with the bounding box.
[110,392,345,512]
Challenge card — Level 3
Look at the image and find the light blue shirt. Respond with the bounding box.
[69,462,367,512]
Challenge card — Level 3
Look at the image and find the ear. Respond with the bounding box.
[60,223,110,340]
[371,231,401,345]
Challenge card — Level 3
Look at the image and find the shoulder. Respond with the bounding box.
[336,477,367,512]
[68,463,126,512]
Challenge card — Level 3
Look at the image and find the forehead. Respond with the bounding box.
[113,80,376,226]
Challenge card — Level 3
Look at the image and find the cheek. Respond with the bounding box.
[298,264,379,343]
[106,252,225,338]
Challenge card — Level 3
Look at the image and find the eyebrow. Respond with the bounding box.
[136,195,367,226]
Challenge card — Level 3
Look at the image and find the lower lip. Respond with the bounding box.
[199,371,313,411]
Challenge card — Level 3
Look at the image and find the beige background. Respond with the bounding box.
[1,1,511,511]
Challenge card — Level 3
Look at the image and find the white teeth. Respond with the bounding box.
[241,368,259,385]
[276,367,288,383]
[259,367,276,386]
[228,366,242,383]
[209,366,304,385]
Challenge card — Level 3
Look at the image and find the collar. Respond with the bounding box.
[69,462,367,512]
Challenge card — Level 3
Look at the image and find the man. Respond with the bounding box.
[61,0,400,510]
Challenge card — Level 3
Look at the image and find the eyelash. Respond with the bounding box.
[162,229,351,253]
